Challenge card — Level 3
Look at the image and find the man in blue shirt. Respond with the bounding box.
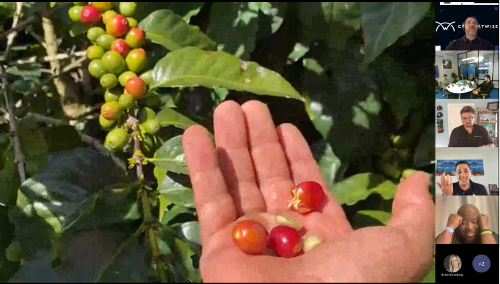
[445,16,494,50]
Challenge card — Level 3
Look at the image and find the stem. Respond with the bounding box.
[131,112,168,283]
[1,2,26,183]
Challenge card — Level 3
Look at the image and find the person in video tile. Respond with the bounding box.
[448,106,493,147]
[438,161,488,196]
[447,255,462,273]
[445,16,495,50]
[472,75,494,98]
[459,73,466,81]
[436,204,498,244]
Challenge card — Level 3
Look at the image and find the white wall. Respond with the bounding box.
[435,99,498,147]
[436,52,459,83]
[435,147,499,195]
[435,196,499,237]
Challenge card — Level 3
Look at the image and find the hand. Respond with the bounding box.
[437,173,453,196]
[182,100,435,283]
[479,214,489,230]
[446,214,462,229]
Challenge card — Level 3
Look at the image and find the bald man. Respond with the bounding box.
[436,204,498,244]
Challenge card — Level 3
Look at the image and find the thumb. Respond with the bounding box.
[387,172,434,275]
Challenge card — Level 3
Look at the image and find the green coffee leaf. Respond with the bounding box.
[151,46,304,101]
[139,9,216,51]
[330,173,396,205]
[152,135,189,175]
[155,107,197,129]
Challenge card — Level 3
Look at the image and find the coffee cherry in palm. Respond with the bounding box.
[125,48,147,73]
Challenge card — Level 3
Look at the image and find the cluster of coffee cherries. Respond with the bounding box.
[69,2,160,152]
[232,181,325,258]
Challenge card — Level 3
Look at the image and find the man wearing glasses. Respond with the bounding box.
[445,16,495,50]
[448,106,493,147]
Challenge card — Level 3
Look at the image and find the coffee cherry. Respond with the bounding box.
[119,2,137,17]
[96,34,116,51]
[100,73,118,89]
[106,14,129,38]
[232,220,269,255]
[86,45,105,60]
[118,93,135,109]
[104,87,122,102]
[118,71,137,87]
[87,26,105,43]
[88,59,107,78]
[100,101,122,120]
[73,2,87,5]
[68,6,84,22]
[104,127,130,152]
[125,27,145,48]
[141,119,161,135]
[288,181,325,214]
[138,107,156,123]
[127,17,137,28]
[125,77,147,100]
[102,10,117,24]
[125,48,146,73]
[111,39,130,57]
[139,70,153,85]
[142,93,161,108]
[99,114,116,129]
[101,51,125,75]
[92,2,113,12]
[80,5,101,25]
[268,225,303,258]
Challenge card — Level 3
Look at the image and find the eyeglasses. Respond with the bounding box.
[461,116,474,121]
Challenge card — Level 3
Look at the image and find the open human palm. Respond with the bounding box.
[182,100,435,283]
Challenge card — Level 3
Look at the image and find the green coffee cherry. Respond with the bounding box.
[100,73,119,89]
[118,71,137,87]
[104,127,130,152]
[96,34,116,51]
[141,119,161,135]
[104,87,122,102]
[101,51,125,75]
[118,93,135,109]
[88,59,107,79]
[87,27,106,43]
[137,107,156,123]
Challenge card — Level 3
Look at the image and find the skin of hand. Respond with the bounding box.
[437,173,453,196]
[446,214,463,229]
[182,100,435,283]
[479,214,489,230]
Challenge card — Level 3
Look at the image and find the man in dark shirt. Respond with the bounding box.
[437,161,488,196]
[445,16,495,51]
[448,106,493,147]
[436,204,498,244]
[472,75,494,98]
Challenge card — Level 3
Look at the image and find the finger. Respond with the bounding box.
[276,123,353,237]
[213,100,266,216]
[386,171,435,279]
[437,182,442,189]
[182,125,236,246]
[241,100,294,212]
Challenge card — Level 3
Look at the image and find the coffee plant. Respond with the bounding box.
[0,2,436,282]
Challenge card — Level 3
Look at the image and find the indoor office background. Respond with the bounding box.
[434,147,499,196]
[435,50,499,99]
[435,196,499,238]
[435,99,499,148]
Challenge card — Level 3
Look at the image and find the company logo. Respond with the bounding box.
[436,21,456,32]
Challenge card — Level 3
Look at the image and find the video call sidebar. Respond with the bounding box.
[435,2,499,283]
